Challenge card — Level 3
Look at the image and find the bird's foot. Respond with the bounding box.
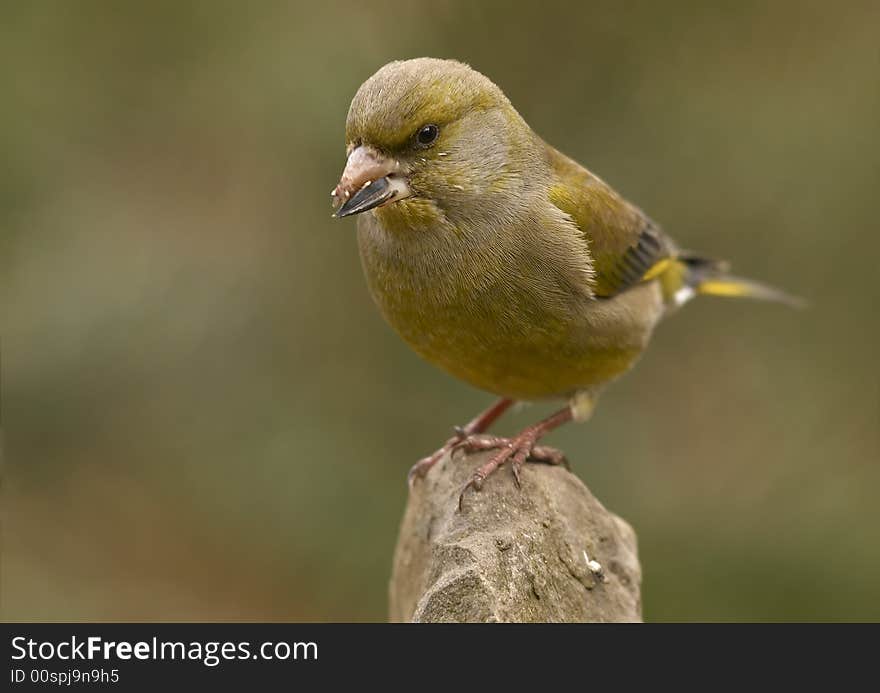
[408,427,481,487]
[407,398,516,490]
[453,434,567,468]
[457,431,568,510]
[407,434,462,489]
[406,426,569,490]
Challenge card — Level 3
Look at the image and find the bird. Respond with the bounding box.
[331,58,799,508]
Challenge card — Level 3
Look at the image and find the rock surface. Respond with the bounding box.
[389,449,642,622]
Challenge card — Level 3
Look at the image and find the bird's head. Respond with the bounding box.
[332,58,542,229]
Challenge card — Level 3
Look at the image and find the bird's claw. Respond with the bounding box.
[455,434,568,511]
[407,452,441,489]
[458,474,485,510]
[409,429,485,489]
[511,460,523,489]
[451,433,511,454]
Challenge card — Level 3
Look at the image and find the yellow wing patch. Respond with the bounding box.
[641,257,674,282]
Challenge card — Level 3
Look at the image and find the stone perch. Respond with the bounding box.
[389,449,642,622]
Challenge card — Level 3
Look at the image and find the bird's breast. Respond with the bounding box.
[355,211,657,399]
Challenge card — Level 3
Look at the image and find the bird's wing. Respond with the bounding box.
[546,145,675,298]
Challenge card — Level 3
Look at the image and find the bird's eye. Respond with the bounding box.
[415,124,439,147]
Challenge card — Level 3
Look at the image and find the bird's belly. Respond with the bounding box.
[422,332,644,401]
[383,293,643,400]
[357,225,660,400]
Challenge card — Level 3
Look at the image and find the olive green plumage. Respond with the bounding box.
[338,58,794,406]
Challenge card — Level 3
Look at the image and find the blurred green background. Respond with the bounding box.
[3,1,878,622]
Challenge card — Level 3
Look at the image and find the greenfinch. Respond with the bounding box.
[332,58,798,506]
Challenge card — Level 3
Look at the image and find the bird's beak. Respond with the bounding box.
[332,146,411,218]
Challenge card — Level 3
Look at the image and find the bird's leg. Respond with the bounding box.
[458,406,574,510]
[407,397,514,488]
[453,436,567,464]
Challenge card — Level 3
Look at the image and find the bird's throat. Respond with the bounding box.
[373,197,446,234]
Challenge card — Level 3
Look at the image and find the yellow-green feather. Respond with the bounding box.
[545,145,673,297]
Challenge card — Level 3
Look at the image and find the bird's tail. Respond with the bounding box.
[657,254,805,309]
